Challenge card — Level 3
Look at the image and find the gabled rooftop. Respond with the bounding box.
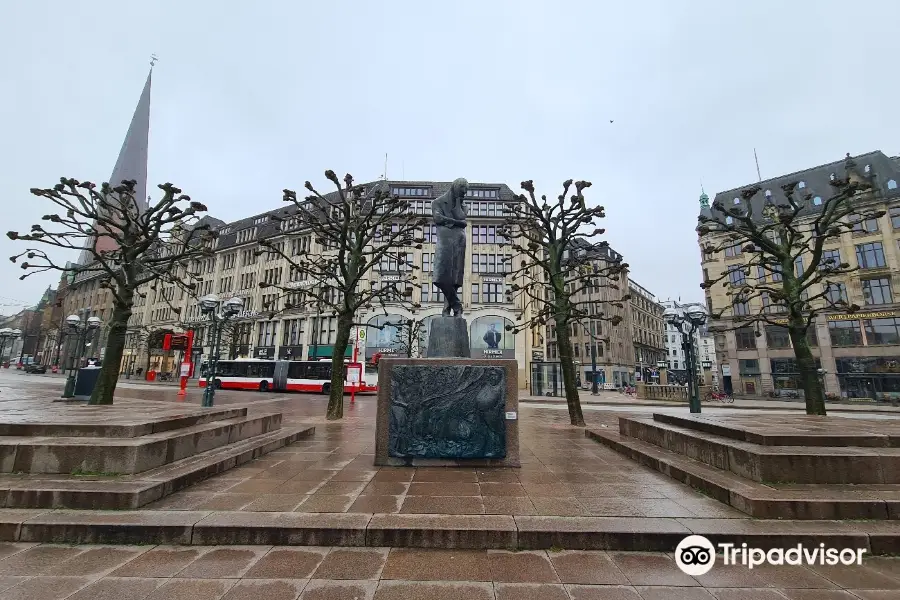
[701,150,900,225]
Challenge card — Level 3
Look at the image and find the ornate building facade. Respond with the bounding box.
[700,151,900,400]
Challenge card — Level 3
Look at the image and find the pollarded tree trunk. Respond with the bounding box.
[326,311,354,420]
[554,313,585,427]
[89,296,132,405]
[788,324,826,415]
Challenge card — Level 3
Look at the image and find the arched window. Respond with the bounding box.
[798,181,806,189]
[764,189,772,198]
[733,197,740,205]
[865,164,871,174]
[813,196,822,206]
[888,179,898,190]
[725,216,733,225]
[830,173,836,182]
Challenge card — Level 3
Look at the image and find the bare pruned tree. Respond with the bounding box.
[8,178,217,404]
[499,179,629,426]
[258,170,426,420]
[391,317,427,358]
[697,153,887,415]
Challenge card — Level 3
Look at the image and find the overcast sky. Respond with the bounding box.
[2,0,898,314]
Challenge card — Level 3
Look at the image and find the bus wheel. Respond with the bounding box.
[322,383,331,395]
[259,381,269,392]
[213,379,222,389]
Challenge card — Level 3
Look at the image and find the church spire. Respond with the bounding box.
[77,64,153,264]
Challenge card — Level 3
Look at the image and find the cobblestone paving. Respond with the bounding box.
[0,543,896,600]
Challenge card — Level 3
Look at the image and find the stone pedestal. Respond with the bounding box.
[375,358,520,467]
[426,317,470,358]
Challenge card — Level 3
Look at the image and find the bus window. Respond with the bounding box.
[287,362,308,379]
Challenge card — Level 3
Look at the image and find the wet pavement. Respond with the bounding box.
[0,369,895,519]
[0,542,896,600]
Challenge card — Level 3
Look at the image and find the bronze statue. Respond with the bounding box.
[432,178,468,316]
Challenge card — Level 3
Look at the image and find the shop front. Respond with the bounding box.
[835,356,900,402]
[769,357,821,398]
[738,359,761,395]
[278,345,303,360]
[365,314,406,362]
[470,315,515,360]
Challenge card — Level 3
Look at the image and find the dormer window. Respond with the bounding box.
[733,197,740,205]
[798,181,806,189]
[765,189,772,198]
[391,186,430,197]
[830,173,836,181]
[725,216,733,225]
[813,196,823,206]
[888,180,898,190]
[467,188,499,199]
[865,164,871,174]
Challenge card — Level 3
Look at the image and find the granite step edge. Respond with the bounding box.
[0,509,893,553]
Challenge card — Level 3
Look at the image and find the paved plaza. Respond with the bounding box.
[0,370,899,597]
[0,542,898,600]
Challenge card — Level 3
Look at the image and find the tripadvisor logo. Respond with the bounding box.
[675,535,867,575]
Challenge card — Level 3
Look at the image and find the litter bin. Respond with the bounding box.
[146,370,157,382]
[73,366,102,400]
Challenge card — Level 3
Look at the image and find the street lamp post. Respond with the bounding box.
[663,304,708,414]
[200,294,244,408]
[61,314,102,398]
[0,329,22,367]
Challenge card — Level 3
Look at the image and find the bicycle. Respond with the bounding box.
[704,389,734,403]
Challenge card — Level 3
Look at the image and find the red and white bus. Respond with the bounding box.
[198,358,378,393]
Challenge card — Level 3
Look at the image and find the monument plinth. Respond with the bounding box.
[374,358,520,467]
[373,177,519,467]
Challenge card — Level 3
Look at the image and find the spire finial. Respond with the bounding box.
[150,54,158,69]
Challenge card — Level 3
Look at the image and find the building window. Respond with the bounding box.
[794,256,804,277]
[862,278,893,305]
[422,225,437,243]
[733,297,750,316]
[820,249,841,271]
[735,326,756,350]
[888,179,898,190]
[724,243,742,258]
[765,325,791,349]
[725,216,733,225]
[855,242,886,269]
[471,283,479,303]
[864,318,900,345]
[422,253,432,272]
[798,181,806,189]
[482,283,506,303]
[824,283,848,305]
[466,188,499,198]
[829,320,863,346]
[890,206,900,229]
[728,266,746,286]
[813,196,822,205]
[391,186,430,197]
[853,217,880,234]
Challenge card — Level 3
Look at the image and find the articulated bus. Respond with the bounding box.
[198,359,378,393]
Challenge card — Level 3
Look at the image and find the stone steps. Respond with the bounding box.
[654,412,900,447]
[0,425,315,510]
[0,510,895,554]
[620,416,900,484]
[585,426,900,520]
[0,413,283,475]
[0,407,248,438]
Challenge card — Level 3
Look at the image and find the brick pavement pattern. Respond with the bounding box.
[0,543,896,599]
